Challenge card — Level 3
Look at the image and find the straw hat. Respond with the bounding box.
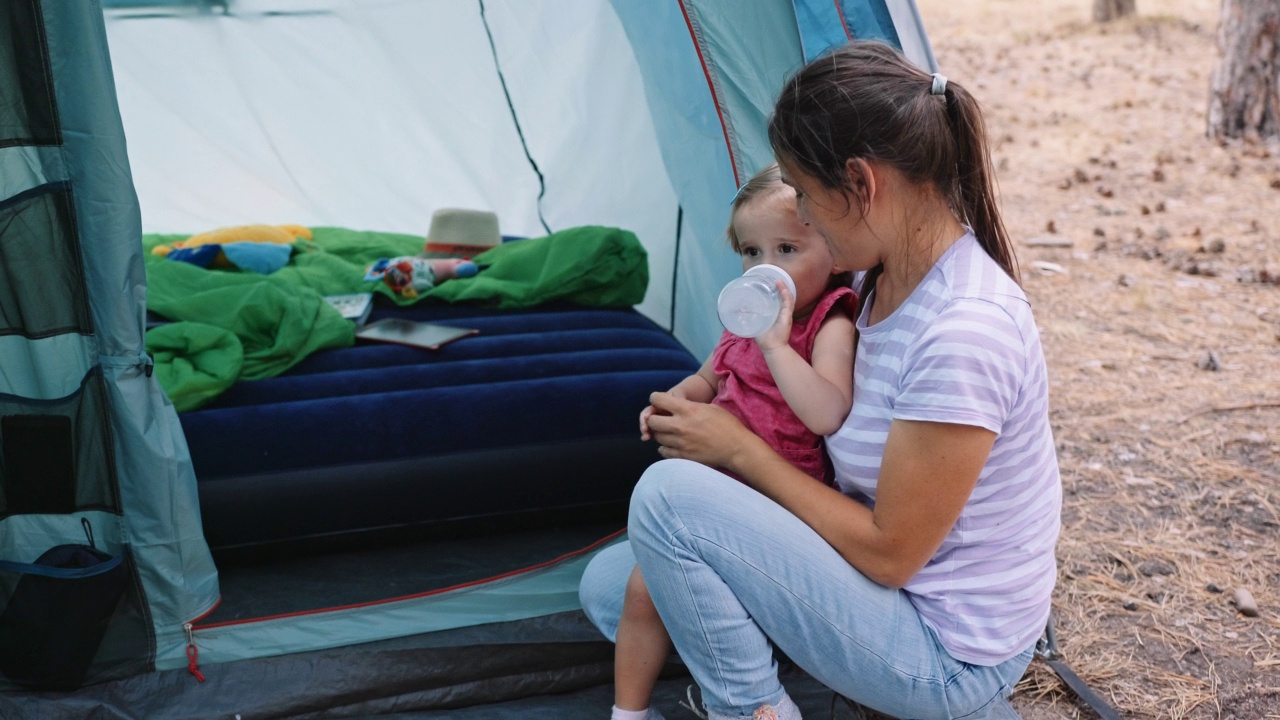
[424,208,501,256]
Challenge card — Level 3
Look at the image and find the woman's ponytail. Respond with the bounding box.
[943,83,1020,283]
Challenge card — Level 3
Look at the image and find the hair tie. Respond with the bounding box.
[930,72,948,96]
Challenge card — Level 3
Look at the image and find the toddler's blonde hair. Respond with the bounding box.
[725,163,789,254]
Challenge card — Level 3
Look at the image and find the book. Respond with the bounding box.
[354,318,479,350]
[323,293,374,325]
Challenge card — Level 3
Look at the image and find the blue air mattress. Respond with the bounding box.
[183,302,699,550]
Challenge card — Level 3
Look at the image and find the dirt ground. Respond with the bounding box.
[910,0,1280,718]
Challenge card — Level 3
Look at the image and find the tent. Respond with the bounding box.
[0,0,935,715]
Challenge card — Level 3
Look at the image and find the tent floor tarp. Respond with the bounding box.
[1,519,851,719]
[0,613,848,719]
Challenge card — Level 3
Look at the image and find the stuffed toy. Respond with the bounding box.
[152,224,312,273]
[152,224,312,257]
[364,257,478,299]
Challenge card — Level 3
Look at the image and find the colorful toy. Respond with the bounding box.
[364,257,478,299]
[151,224,313,273]
[151,224,312,259]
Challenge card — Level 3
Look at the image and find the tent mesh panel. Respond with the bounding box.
[0,368,121,519]
[0,0,61,148]
[0,184,94,338]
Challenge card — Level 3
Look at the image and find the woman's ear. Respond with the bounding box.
[844,158,877,208]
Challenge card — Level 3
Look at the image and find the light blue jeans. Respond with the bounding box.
[579,460,1034,719]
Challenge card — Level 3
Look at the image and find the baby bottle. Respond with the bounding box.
[716,264,797,338]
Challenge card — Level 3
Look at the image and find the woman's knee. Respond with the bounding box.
[628,458,722,535]
[630,459,688,504]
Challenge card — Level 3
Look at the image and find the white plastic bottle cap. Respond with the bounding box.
[744,264,796,298]
[716,264,796,338]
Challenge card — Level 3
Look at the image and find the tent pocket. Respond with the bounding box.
[0,182,92,338]
[0,367,120,519]
[0,538,130,689]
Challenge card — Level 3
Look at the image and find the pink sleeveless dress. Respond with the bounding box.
[710,286,856,484]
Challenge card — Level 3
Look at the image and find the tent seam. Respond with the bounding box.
[677,0,740,188]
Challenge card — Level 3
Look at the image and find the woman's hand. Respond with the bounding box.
[644,391,757,471]
[641,368,720,441]
[755,279,795,352]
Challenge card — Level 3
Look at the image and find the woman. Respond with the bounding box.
[580,41,1061,720]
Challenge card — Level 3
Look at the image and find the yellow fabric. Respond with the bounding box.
[151,224,313,257]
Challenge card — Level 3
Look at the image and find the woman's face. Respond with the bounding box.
[778,159,881,273]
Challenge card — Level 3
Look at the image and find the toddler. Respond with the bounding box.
[617,163,856,720]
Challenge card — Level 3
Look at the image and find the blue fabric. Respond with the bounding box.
[166,244,222,268]
[183,307,696,478]
[166,240,298,274]
[221,242,293,274]
[792,0,851,63]
[792,0,901,61]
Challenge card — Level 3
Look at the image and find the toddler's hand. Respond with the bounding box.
[640,404,656,441]
[755,278,795,352]
[640,399,677,440]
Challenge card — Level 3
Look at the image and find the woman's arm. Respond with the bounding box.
[761,312,854,435]
[645,392,993,588]
[759,418,994,588]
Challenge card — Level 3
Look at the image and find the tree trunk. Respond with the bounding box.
[1093,0,1136,23]
[1207,0,1280,140]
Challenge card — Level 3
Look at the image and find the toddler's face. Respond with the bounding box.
[732,189,840,316]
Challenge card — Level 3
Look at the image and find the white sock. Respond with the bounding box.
[611,705,665,720]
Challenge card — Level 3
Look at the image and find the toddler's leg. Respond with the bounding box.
[580,543,669,720]
[614,566,672,714]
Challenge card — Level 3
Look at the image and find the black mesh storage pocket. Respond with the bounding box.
[0,540,150,689]
[0,368,119,518]
[0,183,93,338]
[0,0,61,148]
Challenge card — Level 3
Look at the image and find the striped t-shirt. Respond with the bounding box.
[826,232,1061,665]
